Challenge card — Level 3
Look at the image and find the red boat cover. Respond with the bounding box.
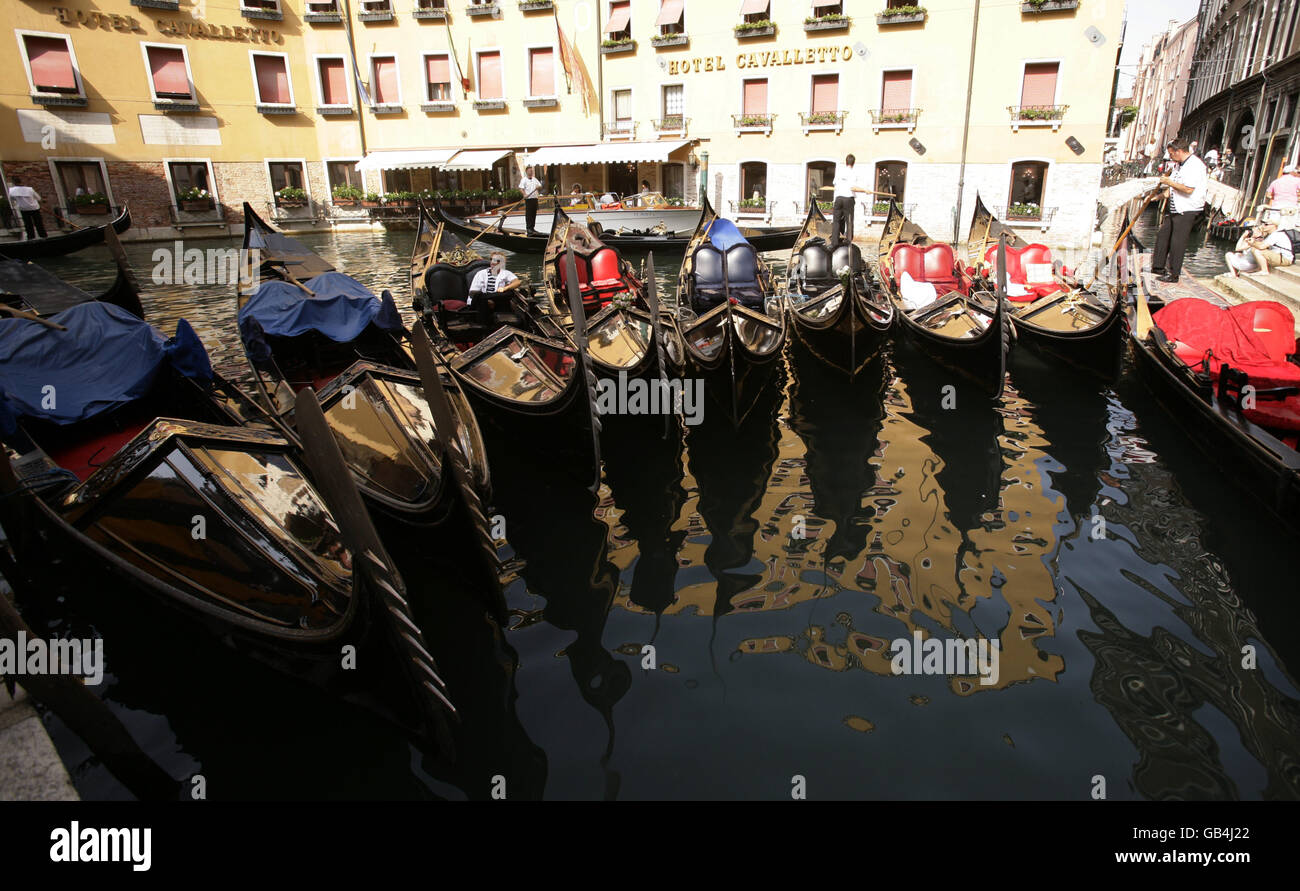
[890,243,960,294]
[1155,298,1300,434]
[983,243,1064,302]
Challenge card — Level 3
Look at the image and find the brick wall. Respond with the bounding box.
[1,161,59,232]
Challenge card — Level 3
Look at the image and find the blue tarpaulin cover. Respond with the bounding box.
[237,272,404,362]
[0,302,212,435]
[707,218,751,251]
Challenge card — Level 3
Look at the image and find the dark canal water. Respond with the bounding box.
[17,224,1300,800]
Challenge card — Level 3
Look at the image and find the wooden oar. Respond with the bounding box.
[418,221,446,280]
[1107,186,1164,259]
[0,305,67,330]
[1132,245,1154,340]
[463,197,527,252]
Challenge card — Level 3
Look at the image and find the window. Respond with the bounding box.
[53,161,106,204]
[416,0,446,7]
[425,54,451,101]
[810,73,837,113]
[167,160,212,202]
[805,160,834,203]
[606,1,632,40]
[371,55,400,105]
[741,0,770,23]
[875,161,906,209]
[881,70,912,112]
[661,83,684,127]
[1285,92,1299,130]
[613,88,632,122]
[740,161,767,201]
[361,0,391,11]
[1020,61,1059,109]
[241,0,281,12]
[662,163,684,200]
[477,51,502,100]
[251,53,293,105]
[742,78,767,115]
[811,1,842,15]
[327,160,363,194]
[268,161,306,193]
[141,45,194,103]
[1008,161,1047,208]
[656,0,684,35]
[383,170,413,193]
[317,57,350,106]
[21,34,80,95]
[529,47,554,97]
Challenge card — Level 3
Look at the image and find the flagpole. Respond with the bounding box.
[340,0,368,161]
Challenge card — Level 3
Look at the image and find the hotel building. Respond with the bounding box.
[1,0,1123,245]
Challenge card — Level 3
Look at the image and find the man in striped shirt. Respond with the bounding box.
[468,250,522,323]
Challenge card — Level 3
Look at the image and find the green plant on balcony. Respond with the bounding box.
[179,187,211,202]
[806,111,840,124]
[738,114,770,126]
[601,37,633,47]
[739,197,765,209]
[276,186,308,204]
[878,111,911,123]
[1019,107,1064,120]
[879,4,926,16]
[804,12,848,24]
[735,18,774,32]
[1119,105,1138,127]
[362,191,382,206]
[1009,202,1042,217]
[664,197,685,206]
[332,184,364,203]
[816,200,834,211]
[72,191,109,206]
[384,190,416,204]
[873,201,890,215]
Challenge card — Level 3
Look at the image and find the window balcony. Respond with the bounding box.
[651,32,689,48]
[992,204,1059,230]
[600,39,636,55]
[519,0,553,10]
[412,5,448,19]
[869,107,921,133]
[32,93,88,108]
[734,21,776,39]
[473,98,507,110]
[876,7,927,25]
[732,113,775,136]
[317,104,354,116]
[804,14,850,32]
[602,121,637,140]
[1021,0,1079,12]
[729,199,772,222]
[800,110,847,135]
[305,10,343,21]
[131,0,180,9]
[369,103,404,115]
[358,3,394,21]
[870,201,915,219]
[169,203,227,227]
[466,2,498,16]
[652,116,690,137]
[522,96,558,108]
[421,100,456,112]
[257,104,297,114]
[154,98,200,112]
[240,1,283,21]
[1008,104,1069,131]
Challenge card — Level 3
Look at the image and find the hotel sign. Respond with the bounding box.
[667,45,856,75]
[50,7,284,44]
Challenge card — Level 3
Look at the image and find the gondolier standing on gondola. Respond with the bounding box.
[7,177,46,241]
[1151,137,1207,284]
[519,166,543,237]
[831,154,868,248]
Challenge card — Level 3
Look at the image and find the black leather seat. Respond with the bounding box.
[801,243,833,281]
[725,244,763,307]
[426,259,488,305]
[832,243,864,274]
[691,245,726,308]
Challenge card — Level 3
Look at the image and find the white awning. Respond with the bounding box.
[441,149,513,171]
[740,0,769,13]
[655,0,684,26]
[355,149,458,172]
[526,140,690,166]
[604,4,631,33]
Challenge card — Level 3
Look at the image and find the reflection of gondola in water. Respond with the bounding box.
[787,338,889,564]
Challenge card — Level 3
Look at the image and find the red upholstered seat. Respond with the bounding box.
[984,243,1065,302]
[588,248,624,290]
[891,243,958,293]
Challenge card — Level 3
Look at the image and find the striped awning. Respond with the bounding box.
[526,140,690,166]
[355,149,458,171]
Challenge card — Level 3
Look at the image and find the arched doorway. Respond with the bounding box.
[1229,110,1255,154]
[1205,116,1225,154]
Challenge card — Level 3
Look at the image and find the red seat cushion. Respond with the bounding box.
[588,248,621,283]
[891,243,958,292]
[984,243,1063,301]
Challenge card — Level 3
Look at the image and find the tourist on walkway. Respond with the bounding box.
[1225,220,1294,277]
[7,177,46,241]
[519,166,542,237]
[1264,164,1300,224]
[831,154,866,248]
[1151,137,1207,284]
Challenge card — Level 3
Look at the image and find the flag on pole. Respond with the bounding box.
[340,12,372,107]
[554,8,598,115]
[443,15,471,96]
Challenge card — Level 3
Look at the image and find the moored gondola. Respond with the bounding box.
[1127,268,1300,531]
[675,195,787,427]
[431,196,800,254]
[968,193,1127,378]
[409,201,588,427]
[1,225,144,320]
[0,204,131,261]
[238,202,488,526]
[785,198,894,377]
[876,200,1008,398]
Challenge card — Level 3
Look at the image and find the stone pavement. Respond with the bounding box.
[1212,264,1300,336]
[0,682,80,801]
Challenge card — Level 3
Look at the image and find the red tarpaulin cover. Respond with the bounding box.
[1155,298,1300,386]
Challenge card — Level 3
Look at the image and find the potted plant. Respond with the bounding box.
[384,190,415,207]
[739,114,770,127]
[179,187,213,211]
[876,5,926,23]
[362,191,382,208]
[1008,202,1042,219]
[332,184,364,206]
[72,192,110,214]
[600,36,635,53]
[739,197,765,210]
[806,111,840,125]
[734,18,775,37]
[276,186,308,207]
[804,11,850,29]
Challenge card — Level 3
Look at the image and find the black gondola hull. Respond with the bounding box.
[0,206,131,261]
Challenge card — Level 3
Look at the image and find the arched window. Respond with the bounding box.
[1008,161,1048,218]
[740,161,767,205]
[875,161,907,215]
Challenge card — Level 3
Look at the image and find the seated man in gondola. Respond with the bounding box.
[467,251,522,324]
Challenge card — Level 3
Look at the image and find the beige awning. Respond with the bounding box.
[442,148,513,171]
[740,0,769,14]
[355,149,457,171]
[526,140,689,166]
[604,4,631,32]
[655,0,684,26]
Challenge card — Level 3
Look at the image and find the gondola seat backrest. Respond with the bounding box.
[891,243,958,292]
[725,243,764,308]
[801,243,833,281]
[588,247,624,290]
[692,244,726,296]
[984,243,1060,301]
[832,243,864,274]
[427,259,488,305]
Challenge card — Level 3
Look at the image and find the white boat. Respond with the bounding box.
[469,192,703,236]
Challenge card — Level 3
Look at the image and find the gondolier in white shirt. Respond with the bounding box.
[7,176,47,241]
[468,250,522,324]
[1151,137,1207,284]
[831,154,868,248]
[519,166,543,237]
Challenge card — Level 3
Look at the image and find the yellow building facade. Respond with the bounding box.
[0,0,1123,245]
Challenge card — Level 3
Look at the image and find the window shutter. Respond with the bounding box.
[881,70,912,112]
[478,51,502,99]
[530,48,553,97]
[1020,62,1059,107]
[149,47,191,99]
[743,79,767,114]
[320,59,347,105]
[254,55,290,104]
[811,74,838,114]
[26,36,77,92]
[373,57,398,104]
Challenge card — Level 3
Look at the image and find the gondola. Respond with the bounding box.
[409,201,589,428]
[0,204,131,261]
[238,202,489,526]
[432,196,800,254]
[1,226,143,320]
[675,195,787,427]
[876,199,1008,398]
[785,198,894,377]
[967,193,1127,378]
[1126,266,1300,530]
[0,282,455,745]
[541,205,684,383]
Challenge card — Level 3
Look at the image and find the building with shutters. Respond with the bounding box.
[1,0,1123,245]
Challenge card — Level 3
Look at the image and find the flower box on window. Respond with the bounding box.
[800,110,847,134]
[71,193,111,215]
[358,2,395,22]
[652,116,689,136]
[869,107,921,133]
[1008,104,1068,131]
[179,188,214,212]
[275,187,308,208]
[257,104,297,115]
[412,5,448,19]
[733,113,775,135]
[473,98,506,110]
[600,38,636,54]
[318,104,354,116]
[876,6,927,25]
[32,94,88,108]
[734,21,776,38]
[804,14,850,31]
[421,101,456,112]
[155,99,200,112]
[1021,0,1079,12]
[1007,202,1042,220]
[241,0,283,21]
[305,1,343,23]
[651,33,689,48]
[332,186,363,207]
[602,121,638,140]
[518,0,553,10]
[523,97,558,108]
[466,2,498,16]
[370,103,404,114]
[131,0,181,9]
